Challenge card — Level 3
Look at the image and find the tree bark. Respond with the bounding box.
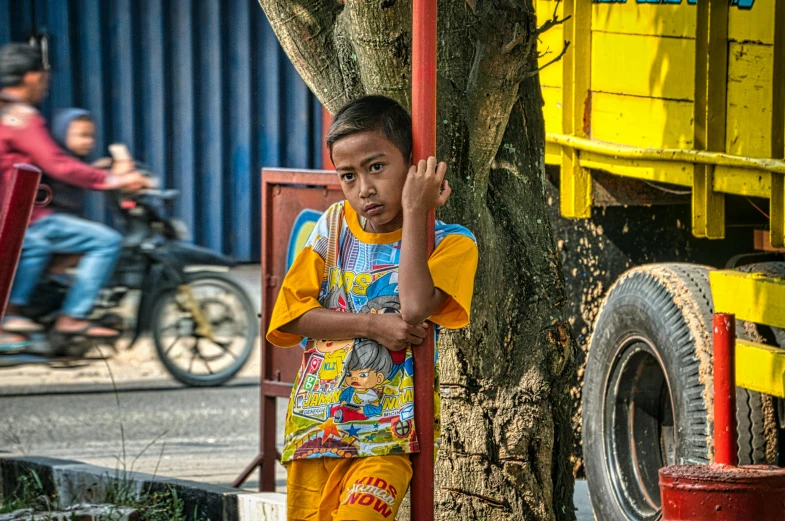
[258,1,576,520]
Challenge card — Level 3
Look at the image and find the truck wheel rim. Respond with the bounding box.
[604,336,675,520]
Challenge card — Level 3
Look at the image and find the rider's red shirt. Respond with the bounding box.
[0,99,107,224]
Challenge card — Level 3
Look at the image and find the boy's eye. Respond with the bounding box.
[370,163,384,173]
[359,372,369,378]
[340,173,356,182]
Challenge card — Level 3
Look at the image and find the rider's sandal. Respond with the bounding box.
[49,325,121,354]
[0,332,31,353]
[51,324,121,340]
[1,315,43,333]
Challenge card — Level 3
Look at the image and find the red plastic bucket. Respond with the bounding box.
[659,464,785,520]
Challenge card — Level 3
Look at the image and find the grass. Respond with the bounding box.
[0,468,56,515]
[0,350,207,521]
[95,346,208,521]
[0,457,206,521]
[104,479,205,521]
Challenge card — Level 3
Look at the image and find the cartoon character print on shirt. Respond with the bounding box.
[289,281,362,424]
[360,272,400,315]
[287,269,416,459]
[334,274,415,442]
[331,339,393,423]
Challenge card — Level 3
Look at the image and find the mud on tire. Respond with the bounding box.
[582,263,775,521]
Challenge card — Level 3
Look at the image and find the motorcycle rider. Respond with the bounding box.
[0,43,151,346]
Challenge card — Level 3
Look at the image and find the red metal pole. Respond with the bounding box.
[713,312,738,466]
[411,0,437,519]
[0,164,42,321]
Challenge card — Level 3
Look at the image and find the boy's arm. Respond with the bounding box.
[280,307,428,352]
[279,308,372,340]
[398,157,452,325]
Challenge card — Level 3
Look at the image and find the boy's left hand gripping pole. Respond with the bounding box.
[411,0,437,519]
[0,164,43,320]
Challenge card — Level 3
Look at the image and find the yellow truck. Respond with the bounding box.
[534,0,785,519]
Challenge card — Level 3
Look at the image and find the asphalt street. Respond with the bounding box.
[0,377,286,490]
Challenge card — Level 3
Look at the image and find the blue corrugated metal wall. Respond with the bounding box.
[1,0,323,261]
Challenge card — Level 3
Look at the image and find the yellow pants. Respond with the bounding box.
[286,455,412,521]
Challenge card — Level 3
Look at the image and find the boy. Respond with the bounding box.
[49,108,99,214]
[267,95,478,521]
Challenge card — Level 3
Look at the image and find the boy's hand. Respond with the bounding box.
[402,156,451,214]
[370,313,428,352]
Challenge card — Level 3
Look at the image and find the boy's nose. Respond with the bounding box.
[358,179,375,198]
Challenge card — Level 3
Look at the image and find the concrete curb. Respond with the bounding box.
[0,456,286,521]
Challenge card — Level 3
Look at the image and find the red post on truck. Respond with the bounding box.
[712,313,738,466]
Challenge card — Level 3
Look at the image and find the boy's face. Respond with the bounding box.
[66,120,96,157]
[331,130,410,234]
[345,368,385,389]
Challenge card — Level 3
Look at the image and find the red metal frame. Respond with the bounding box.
[712,312,738,466]
[0,164,42,321]
[411,0,438,519]
[233,168,343,491]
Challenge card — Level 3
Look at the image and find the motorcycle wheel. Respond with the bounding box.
[151,271,257,387]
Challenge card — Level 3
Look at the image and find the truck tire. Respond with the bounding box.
[582,263,770,521]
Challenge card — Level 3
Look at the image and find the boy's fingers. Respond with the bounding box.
[418,159,427,174]
[408,325,427,339]
[437,181,452,206]
[426,156,437,175]
[436,161,448,181]
[408,335,424,346]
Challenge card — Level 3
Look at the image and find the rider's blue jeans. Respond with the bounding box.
[9,213,123,319]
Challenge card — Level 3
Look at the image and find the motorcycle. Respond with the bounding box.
[1,172,258,387]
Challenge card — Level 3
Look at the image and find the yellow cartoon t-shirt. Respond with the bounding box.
[267,201,478,462]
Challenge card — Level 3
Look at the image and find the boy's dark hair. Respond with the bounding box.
[326,95,412,162]
[0,44,44,88]
[345,339,394,380]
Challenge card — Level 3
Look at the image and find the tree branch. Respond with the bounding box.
[526,40,570,78]
[258,0,361,113]
[536,0,570,36]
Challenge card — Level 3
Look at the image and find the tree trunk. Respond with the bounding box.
[258,2,576,520]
